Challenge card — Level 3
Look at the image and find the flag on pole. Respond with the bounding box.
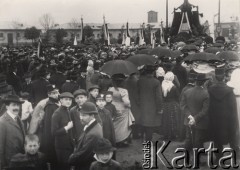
[122,33,126,45]
[37,36,42,58]
[151,32,156,48]
[139,23,145,46]
[74,36,77,46]
[125,22,131,46]
[103,16,110,46]
[160,21,166,44]
[80,17,84,43]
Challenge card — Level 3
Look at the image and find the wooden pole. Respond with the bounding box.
[166,0,168,29]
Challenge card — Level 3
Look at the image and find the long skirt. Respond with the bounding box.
[113,109,135,143]
[162,101,180,140]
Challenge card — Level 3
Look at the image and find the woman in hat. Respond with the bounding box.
[108,74,134,146]
[161,72,180,140]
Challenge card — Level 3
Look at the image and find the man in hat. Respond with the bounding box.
[49,64,67,91]
[68,102,103,170]
[0,94,25,169]
[70,89,88,141]
[180,73,209,165]
[137,64,163,141]
[208,68,239,162]
[41,85,60,170]
[30,67,50,106]
[51,92,75,170]
[6,65,22,96]
[61,71,80,94]
[0,73,15,117]
[87,85,100,105]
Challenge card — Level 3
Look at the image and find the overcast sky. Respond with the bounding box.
[0,0,239,31]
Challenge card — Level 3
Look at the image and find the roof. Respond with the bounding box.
[55,22,161,30]
[0,21,161,31]
[0,21,32,30]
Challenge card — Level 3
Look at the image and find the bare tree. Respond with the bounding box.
[11,20,23,46]
[68,18,80,29]
[39,14,55,43]
[68,18,80,40]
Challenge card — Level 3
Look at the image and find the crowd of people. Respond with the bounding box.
[0,38,239,170]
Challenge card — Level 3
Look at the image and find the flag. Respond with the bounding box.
[160,21,166,44]
[125,22,131,46]
[80,17,84,43]
[139,23,145,46]
[151,32,156,48]
[74,36,77,46]
[37,37,42,58]
[122,33,126,45]
[103,16,110,46]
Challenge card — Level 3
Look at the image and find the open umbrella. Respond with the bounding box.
[204,47,223,54]
[126,54,157,66]
[149,47,172,58]
[181,44,198,52]
[217,51,239,61]
[184,52,221,62]
[171,50,183,58]
[137,48,151,55]
[100,60,137,76]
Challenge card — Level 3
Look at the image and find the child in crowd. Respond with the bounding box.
[9,134,47,170]
[20,92,33,132]
[104,91,117,120]
[87,85,100,105]
[96,94,116,150]
[90,138,122,170]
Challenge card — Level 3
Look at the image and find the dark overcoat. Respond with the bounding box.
[51,106,75,164]
[68,120,103,170]
[96,108,116,147]
[124,75,141,124]
[208,82,239,145]
[180,86,209,129]
[41,98,59,162]
[49,73,66,92]
[0,113,25,168]
[30,78,50,106]
[61,81,80,94]
[137,74,163,127]
[69,106,84,141]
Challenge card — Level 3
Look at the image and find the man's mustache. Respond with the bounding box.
[13,109,19,112]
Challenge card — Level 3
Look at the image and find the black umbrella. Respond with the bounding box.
[204,47,223,54]
[149,47,172,58]
[184,52,221,62]
[217,51,239,61]
[100,60,137,76]
[181,44,198,52]
[126,54,157,66]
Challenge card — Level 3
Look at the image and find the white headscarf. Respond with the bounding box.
[227,68,240,95]
[162,72,175,97]
[156,67,165,78]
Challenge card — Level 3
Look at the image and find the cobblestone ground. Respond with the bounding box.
[116,133,240,170]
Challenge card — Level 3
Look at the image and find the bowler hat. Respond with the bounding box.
[81,102,98,115]
[215,68,225,76]
[195,73,208,81]
[73,89,87,97]
[59,92,74,99]
[88,85,100,92]
[3,94,24,104]
[94,138,116,154]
